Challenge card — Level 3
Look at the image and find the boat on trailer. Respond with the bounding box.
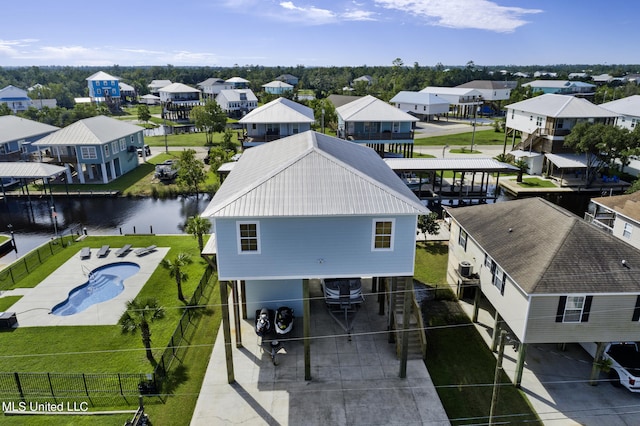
[322,278,364,339]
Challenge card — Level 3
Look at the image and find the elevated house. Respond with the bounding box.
[216,89,258,118]
[522,80,596,98]
[389,91,449,121]
[419,86,483,118]
[148,80,172,95]
[118,82,136,103]
[86,71,120,107]
[336,95,418,158]
[159,83,202,121]
[225,77,250,89]
[262,80,294,95]
[446,197,640,386]
[200,130,428,380]
[197,78,232,100]
[275,74,299,86]
[586,192,640,250]
[33,116,146,184]
[504,93,618,156]
[0,116,59,162]
[353,75,373,86]
[0,85,32,114]
[238,97,314,147]
[456,80,516,115]
[601,95,640,131]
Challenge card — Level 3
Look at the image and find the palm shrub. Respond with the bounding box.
[119,298,166,362]
[161,252,193,303]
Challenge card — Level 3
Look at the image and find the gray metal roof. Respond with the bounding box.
[33,115,142,146]
[336,95,418,122]
[446,197,640,294]
[523,80,595,89]
[0,162,67,178]
[158,83,200,94]
[601,95,640,118]
[0,116,60,144]
[384,157,518,172]
[262,81,293,88]
[389,91,449,105]
[86,71,119,81]
[217,89,257,102]
[239,97,313,124]
[544,153,596,169]
[456,80,517,90]
[506,94,617,118]
[420,87,482,97]
[201,131,428,218]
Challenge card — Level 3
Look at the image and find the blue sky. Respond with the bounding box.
[1,0,636,67]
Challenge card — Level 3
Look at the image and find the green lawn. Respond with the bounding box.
[517,177,558,188]
[415,130,507,147]
[415,241,541,425]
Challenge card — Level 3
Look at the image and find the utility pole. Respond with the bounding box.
[489,330,507,425]
[470,104,478,153]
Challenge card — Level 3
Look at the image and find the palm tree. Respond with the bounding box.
[185,216,212,252]
[119,298,165,362]
[161,252,192,303]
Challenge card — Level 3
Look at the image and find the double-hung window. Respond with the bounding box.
[237,222,260,254]
[623,223,633,239]
[458,229,468,251]
[556,295,592,323]
[372,219,394,251]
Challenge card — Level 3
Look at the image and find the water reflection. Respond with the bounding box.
[0,196,210,263]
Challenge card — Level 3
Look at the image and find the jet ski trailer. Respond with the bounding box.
[322,278,364,339]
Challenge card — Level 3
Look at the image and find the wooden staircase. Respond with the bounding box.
[390,278,427,360]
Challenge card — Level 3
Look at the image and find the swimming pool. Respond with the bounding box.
[51,262,141,316]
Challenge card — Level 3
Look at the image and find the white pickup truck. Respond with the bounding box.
[582,342,640,392]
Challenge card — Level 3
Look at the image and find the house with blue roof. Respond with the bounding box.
[523,80,596,97]
[336,95,418,158]
[200,130,428,379]
[33,115,145,184]
[0,116,59,162]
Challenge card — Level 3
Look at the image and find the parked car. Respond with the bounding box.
[582,342,640,392]
[137,145,151,157]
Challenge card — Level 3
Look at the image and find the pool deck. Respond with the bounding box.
[2,246,168,327]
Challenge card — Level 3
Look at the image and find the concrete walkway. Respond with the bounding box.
[191,279,450,425]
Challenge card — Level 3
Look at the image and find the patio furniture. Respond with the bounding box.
[80,247,91,259]
[135,245,157,256]
[115,244,132,257]
[97,245,110,258]
[0,312,17,329]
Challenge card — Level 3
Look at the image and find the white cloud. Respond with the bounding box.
[279,1,337,23]
[342,9,377,21]
[375,0,542,32]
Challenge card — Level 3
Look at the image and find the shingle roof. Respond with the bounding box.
[33,115,142,146]
[456,80,516,90]
[239,97,313,124]
[601,95,640,118]
[201,131,428,218]
[0,162,67,178]
[336,95,418,122]
[198,78,226,87]
[591,192,640,224]
[505,94,618,118]
[446,197,640,294]
[0,116,59,144]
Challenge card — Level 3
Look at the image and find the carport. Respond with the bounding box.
[0,162,67,205]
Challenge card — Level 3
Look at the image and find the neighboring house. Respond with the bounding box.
[119,82,136,103]
[262,80,294,95]
[512,72,530,78]
[389,91,449,120]
[592,74,614,84]
[33,115,145,184]
[327,94,362,109]
[239,97,314,147]
[504,94,618,166]
[445,197,640,386]
[353,75,373,85]
[215,89,258,118]
[225,77,250,89]
[533,71,557,78]
[336,95,418,158]
[139,94,161,105]
[601,95,640,131]
[86,71,120,103]
[0,85,32,113]
[197,78,232,99]
[148,80,172,95]
[158,83,202,121]
[522,80,596,97]
[0,115,59,161]
[275,74,299,86]
[456,80,516,115]
[568,72,590,79]
[586,192,640,250]
[27,84,57,109]
[419,86,483,118]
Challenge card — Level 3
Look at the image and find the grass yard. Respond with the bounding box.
[415,130,507,147]
[415,241,541,425]
[517,177,558,188]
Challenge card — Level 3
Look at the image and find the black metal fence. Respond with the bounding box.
[0,235,76,290]
[154,265,214,382]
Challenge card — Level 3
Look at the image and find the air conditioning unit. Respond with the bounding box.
[458,261,472,278]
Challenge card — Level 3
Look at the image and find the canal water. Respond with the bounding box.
[0,196,211,265]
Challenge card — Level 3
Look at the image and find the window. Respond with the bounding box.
[97,89,101,94]
[120,138,126,151]
[511,110,514,119]
[111,141,119,154]
[237,222,260,254]
[491,261,505,294]
[372,219,394,251]
[104,144,109,157]
[557,119,564,129]
[536,116,543,127]
[623,223,633,239]
[556,295,592,323]
[80,146,97,159]
[529,115,533,121]
[292,123,300,134]
[458,229,468,251]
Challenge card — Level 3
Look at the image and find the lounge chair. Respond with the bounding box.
[134,245,157,256]
[115,244,132,257]
[80,247,91,259]
[97,245,110,258]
